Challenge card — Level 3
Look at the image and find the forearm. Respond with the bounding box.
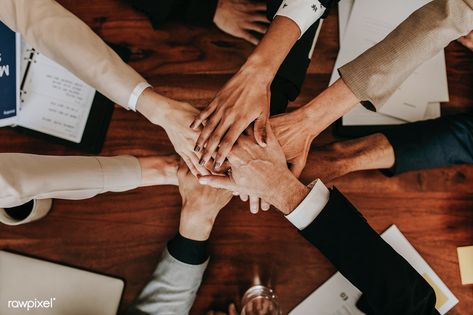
[300,78,360,138]
[339,0,473,110]
[0,0,146,108]
[326,133,395,174]
[241,16,301,82]
[0,154,141,208]
[380,114,473,175]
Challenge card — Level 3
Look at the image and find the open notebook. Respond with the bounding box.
[0,21,115,153]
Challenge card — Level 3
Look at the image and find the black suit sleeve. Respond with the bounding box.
[300,188,439,315]
[380,113,473,176]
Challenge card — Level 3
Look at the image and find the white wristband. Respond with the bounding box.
[128,82,152,111]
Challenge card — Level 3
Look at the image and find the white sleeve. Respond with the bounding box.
[0,154,142,208]
[0,0,147,109]
[285,179,330,230]
[274,0,326,37]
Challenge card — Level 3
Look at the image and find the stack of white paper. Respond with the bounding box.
[289,225,458,315]
[333,0,449,126]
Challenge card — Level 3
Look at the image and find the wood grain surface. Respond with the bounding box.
[0,1,472,314]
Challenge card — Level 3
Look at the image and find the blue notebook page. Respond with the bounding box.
[0,21,19,126]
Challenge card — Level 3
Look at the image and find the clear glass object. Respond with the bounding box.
[241,285,282,315]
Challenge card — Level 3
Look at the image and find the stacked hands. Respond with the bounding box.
[135,83,317,215]
[152,86,317,215]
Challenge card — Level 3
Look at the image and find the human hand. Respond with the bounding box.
[199,125,309,215]
[177,160,233,241]
[191,63,272,169]
[136,89,210,176]
[270,109,318,177]
[214,0,269,45]
[458,30,473,52]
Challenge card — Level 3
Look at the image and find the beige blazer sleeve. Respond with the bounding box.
[0,0,146,109]
[0,154,142,208]
[339,0,473,111]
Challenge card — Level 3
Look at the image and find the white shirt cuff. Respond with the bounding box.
[128,82,152,111]
[285,179,330,230]
[275,0,326,38]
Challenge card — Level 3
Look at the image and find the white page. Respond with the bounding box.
[289,225,458,315]
[338,0,354,44]
[334,0,448,122]
[339,3,448,105]
[336,0,406,126]
[382,226,458,314]
[336,0,442,124]
[424,102,441,120]
[18,44,95,143]
[289,273,365,315]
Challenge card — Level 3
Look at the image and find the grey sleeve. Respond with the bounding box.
[125,247,208,315]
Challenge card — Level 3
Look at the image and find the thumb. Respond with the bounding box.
[253,115,268,147]
[198,175,235,191]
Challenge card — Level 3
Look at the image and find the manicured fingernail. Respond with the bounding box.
[189,121,195,128]
[199,157,206,166]
[194,145,201,152]
[214,162,221,169]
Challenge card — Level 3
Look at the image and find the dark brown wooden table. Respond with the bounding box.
[0,1,472,314]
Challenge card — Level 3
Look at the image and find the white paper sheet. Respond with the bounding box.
[289,225,458,315]
[290,273,364,315]
[335,0,447,124]
[338,0,354,44]
[18,44,95,143]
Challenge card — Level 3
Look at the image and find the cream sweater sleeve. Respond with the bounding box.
[339,0,473,111]
[0,0,147,109]
[0,154,141,208]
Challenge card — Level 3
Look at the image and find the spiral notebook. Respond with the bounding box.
[0,21,115,153]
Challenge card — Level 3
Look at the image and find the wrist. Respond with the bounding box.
[179,205,217,241]
[239,57,276,85]
[302,79,360,136]
[243,54,279,81]
[136,88,171,127]
[268,172,310,215]
[137,156,179,187]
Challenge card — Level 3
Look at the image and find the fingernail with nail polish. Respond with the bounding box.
[199,158,206,166]
[214,162,221,169]
[194,145,201,152]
